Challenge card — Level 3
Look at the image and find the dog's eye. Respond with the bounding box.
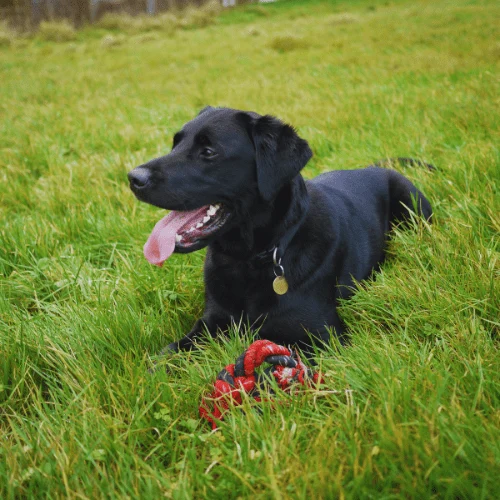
[200,148,217,158]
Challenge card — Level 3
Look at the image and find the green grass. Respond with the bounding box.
[1,0,499,497]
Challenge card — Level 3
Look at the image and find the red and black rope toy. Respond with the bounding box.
[199,339,322,429]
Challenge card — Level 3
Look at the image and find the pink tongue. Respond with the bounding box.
[144,207,207,266]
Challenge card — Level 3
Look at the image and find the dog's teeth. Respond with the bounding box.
[187,227,195,233]
[203,216,210,223]
[196,222,203,228]
[207,205,217,216]
[175,234,182,242]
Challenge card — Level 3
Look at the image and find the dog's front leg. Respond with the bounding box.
[160,316,226,354]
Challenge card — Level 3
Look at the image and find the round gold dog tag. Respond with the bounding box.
[273,276,288,295]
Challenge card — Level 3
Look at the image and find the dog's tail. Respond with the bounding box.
[373,157,436,171]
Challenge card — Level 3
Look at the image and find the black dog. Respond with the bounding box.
[128,106,432,353]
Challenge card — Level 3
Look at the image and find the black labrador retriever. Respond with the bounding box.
[128,106,432,353]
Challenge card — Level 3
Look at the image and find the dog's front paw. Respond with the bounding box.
[159,342,180,355]
[148,342,180,373]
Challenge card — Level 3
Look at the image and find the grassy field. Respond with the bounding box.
[1,0,499,497]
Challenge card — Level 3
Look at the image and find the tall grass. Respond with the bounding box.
[1,0,499,497]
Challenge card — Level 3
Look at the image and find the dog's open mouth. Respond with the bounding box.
[144,203,231,266]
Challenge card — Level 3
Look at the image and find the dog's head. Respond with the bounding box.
[128,106,312,265]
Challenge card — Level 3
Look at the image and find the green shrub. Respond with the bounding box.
[0,31,12,47]
[156,13,180,35]
[97,12,179,35]
[328,12,360,25]
[100,33,125,48]
[96,1,220,34]
[246,25,263,37]
[269,34,310,52]
[137,13,179,34]
[96,13,138,31]
[136,15,165,31]
[133,32,161,44]
[246,5,271,18]
[178,1,221,30]
[0,21,16,47]
[38,20,76,42]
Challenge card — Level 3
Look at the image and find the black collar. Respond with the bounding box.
[249,177,309,268]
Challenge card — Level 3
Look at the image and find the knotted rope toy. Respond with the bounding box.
[199,339,322,429]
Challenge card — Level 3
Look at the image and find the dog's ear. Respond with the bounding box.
[197,106,214,116]
[252,115,312,202]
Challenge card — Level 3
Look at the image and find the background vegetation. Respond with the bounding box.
[1,0,499,497]
[1,0,221,30]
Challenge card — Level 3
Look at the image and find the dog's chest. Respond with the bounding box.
[205,256,281,315]
[243,274,281,318]
[205,252,341,343]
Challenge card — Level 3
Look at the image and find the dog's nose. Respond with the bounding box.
[128,168,150,190]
